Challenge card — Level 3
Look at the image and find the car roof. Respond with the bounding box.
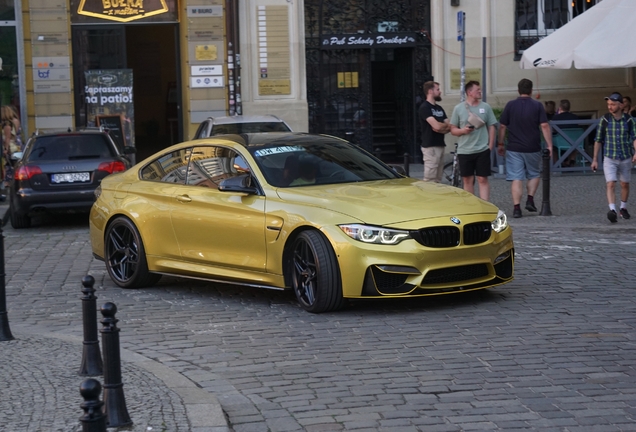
[193,132,346,148]
[207,115,286,125]
[30,128,111,138]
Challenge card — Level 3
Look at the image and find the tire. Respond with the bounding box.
[291,230,345,313]
[10,204,31,229]
[442,162,462,188]
[104,216,161,288]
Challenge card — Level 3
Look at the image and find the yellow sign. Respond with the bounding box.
[259,79,291,96]
[77,0,169,23]
[450,69,482,90]
[196,45,218,61]
[337,72,359,89]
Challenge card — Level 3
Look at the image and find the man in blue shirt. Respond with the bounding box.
[498,79,553,218]
[591,92,636,223]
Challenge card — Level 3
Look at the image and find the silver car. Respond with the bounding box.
[194,115,292,138]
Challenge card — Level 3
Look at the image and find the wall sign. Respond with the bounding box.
[257,5,292,96]
[320,33,417,49]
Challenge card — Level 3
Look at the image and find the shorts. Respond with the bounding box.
[603,157,633,183]
[421,146,445,182]
[505,150,541,181]
[458,148,491,178]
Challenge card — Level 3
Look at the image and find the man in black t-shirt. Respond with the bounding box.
[419,81,450,182]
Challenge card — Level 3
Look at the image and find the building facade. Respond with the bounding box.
[2,0,633,162]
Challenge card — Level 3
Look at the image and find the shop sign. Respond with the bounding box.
[75,0,173,23]
[320,33,416,49]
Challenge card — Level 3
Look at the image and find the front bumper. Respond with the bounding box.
[323,215,515,298]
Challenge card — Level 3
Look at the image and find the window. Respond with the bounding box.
[186,146,247,189]
[515,0,601,60]
[140,148,191,183]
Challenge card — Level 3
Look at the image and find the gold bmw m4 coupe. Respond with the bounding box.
[90,133,514,313]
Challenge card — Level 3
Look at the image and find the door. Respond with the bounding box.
[169,145,267,273]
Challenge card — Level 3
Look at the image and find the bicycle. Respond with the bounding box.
[442,143,462,188]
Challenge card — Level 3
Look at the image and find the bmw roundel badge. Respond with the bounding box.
[450,217,461,225]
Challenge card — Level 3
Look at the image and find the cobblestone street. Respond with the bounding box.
[2,172,636,431]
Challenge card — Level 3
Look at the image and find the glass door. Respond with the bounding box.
[71,26,127,128]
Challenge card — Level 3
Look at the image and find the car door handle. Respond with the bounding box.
[176,194,192,203]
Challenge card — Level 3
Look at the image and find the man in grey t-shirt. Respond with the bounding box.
[449,80,498,201]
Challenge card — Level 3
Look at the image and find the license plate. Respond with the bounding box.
[51,172,90,183]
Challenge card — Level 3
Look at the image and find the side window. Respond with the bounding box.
[140,147,192,184]
[186,146,249,189]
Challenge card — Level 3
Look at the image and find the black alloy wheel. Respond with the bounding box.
[291,230,345,313]
[104,217,161,288]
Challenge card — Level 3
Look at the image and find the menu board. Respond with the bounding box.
[96,115,126,151]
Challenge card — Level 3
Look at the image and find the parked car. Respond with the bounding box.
[10,128,135,228]
[193,115,291,138]
[89,133,514,313]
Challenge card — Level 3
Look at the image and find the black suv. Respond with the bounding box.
[9,128,135,228]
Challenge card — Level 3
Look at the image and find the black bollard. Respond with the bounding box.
[403,153,410,177]
[79,275,103,376]
[540,148,552,216]
[100,302,132,428]
[0,209,13,342]
[79,378,107,432]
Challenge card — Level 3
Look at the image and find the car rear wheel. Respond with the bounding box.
[10,205,31,229]
[105,217,161,288]
[291,230,345,313]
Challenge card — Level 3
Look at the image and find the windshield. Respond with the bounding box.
[248,136,400,187]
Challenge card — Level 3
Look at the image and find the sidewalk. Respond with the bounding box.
[0,197,230,431]
[0,327,230,431]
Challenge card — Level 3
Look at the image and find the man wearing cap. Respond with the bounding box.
[591,92,636,223]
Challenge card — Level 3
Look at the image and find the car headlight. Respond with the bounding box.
[339,224,411,245]
[491,210,508,233]
[94,185,102,200]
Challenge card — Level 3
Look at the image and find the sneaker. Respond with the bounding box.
[608,209,618,223]
[620,208,631,219]
[513,208,522,218]
[525,200,537,212]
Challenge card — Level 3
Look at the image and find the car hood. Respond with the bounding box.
[275,178,499,225]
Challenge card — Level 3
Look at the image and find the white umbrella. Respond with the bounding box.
[520,0,636,69]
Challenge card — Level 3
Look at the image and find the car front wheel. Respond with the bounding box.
[104,216,161,288]
[291,230,345,313]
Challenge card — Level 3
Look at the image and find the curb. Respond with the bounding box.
[12,326,231,432]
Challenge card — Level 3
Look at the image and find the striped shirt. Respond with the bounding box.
[594,113,636,160]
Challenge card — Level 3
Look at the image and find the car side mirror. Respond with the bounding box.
[123,146,136,155]
[388,164,406,176]
[10,151,23,161]
[218,174,258,195]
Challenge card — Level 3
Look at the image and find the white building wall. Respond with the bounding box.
[238,0,309,132]
[433,0,634,118]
